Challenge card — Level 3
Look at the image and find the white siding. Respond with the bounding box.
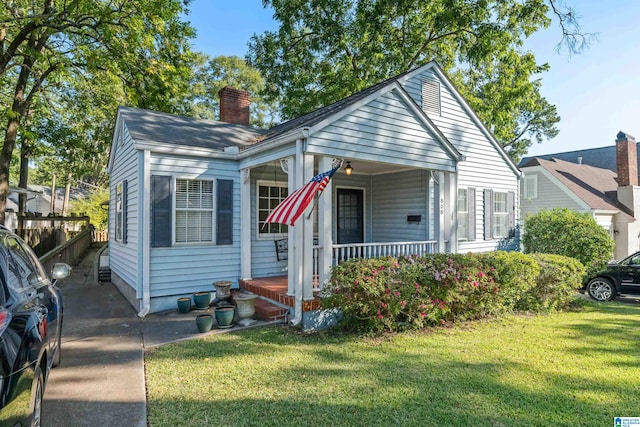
[148,154,241,297]
[402,68,520,253]
[109,124,139,293]
[371,170,429,242]
[520,169,585,219]
[308,89,456,172]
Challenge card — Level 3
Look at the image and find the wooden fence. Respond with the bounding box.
[93,230,109,242]
[39,229,93,274]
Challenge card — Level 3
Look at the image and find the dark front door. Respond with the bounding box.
[337,188,364,244]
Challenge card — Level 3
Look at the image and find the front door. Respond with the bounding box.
[337,188,364,244]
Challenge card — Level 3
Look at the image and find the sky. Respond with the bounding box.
[184,1,640,157]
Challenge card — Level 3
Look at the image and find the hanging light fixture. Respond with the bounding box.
[344,161,353,176]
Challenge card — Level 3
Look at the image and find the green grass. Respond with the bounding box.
[145,300,640,427]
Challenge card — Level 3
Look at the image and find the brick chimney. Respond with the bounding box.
[616,131,638,186]
[218,86,250,126]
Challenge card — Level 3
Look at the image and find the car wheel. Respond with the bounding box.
[587,277,616,301]
[30,367,44,427]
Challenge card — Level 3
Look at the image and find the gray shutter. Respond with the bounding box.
[151,175,172,247]
[467,187,476,241]
[484,189,493,240]
[122,180,128,244]
[217,179,233,245]
[507,191,515,237]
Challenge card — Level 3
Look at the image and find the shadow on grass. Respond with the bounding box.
[146,305,640,427]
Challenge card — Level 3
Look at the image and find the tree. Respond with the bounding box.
[522,208,614,279]
[248,0,593,162]
[187,54,279,128]
[0,0,196,224]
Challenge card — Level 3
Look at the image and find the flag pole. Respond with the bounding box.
[305,159,343,220]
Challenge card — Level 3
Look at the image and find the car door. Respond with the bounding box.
[4,236,58,361]
[616,253,640,293]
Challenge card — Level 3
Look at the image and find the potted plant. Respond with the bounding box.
[213,281,232,303]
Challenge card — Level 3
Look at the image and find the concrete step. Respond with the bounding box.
[253,297,288,321]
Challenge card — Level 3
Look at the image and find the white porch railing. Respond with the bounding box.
[312,241,437,290]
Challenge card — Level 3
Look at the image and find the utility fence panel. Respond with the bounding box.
[93,230,109,242]
[22,228,66,257]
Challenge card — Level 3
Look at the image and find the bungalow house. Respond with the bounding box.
[107,62,521,329]
[519,131,640,260]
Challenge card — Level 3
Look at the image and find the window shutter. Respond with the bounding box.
[467,187,476,241]
[122,180,128,244]
[507,191,515,237]
[151,175,172,247]
[484,189,493,240]
[421,80,441,115]
[217,179,233,245]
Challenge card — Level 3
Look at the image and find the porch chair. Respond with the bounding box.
[274,238,288,261]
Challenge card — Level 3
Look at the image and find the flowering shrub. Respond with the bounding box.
[323,251,581,334]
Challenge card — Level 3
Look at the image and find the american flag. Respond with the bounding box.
[264,164,341,227]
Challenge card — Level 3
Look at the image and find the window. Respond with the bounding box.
[523,175,537,199]
[257,182,288,235]
[493,192,509,238]
[457,189,468,240]
[175,179,214,243]
[422,79,441,115]
[115,180,128,243]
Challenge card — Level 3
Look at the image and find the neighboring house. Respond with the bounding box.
[519,131,640,260]
[6,185,89,231]
[107,62,521,328]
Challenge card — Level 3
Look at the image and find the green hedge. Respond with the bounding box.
[322,251,584,334]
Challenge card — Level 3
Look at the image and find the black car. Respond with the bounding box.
[586,251,640,301]
[0,226,71,426]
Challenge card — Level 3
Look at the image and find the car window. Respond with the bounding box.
[5,236,44,288]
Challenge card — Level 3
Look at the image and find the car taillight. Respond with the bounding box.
[0,308,11,336]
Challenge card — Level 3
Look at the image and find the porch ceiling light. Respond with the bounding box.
[345,161,353,176]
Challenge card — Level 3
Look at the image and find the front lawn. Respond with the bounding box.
[145,300,640,426]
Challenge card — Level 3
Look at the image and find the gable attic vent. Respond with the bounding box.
[421,79,441,116]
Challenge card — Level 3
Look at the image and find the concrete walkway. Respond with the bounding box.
[43,245,146,427]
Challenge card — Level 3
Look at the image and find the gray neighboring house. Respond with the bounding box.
[519,131,640,260]
[107,62,521,328]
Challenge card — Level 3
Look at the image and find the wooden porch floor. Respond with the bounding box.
[239,276,322,312]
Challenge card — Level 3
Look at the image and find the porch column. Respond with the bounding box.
[318,156,333,290]
[240,168,252,280]
[445,172,458,254]
[287,155,298,295]
[302,153,315,300]
[435,171,446,253]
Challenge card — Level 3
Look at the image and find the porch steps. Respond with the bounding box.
[231,289,288,322]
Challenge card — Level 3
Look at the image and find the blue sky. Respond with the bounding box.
[185,1,640,157]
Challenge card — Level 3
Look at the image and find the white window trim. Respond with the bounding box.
[172,177,216,246]
[256,179,289,240]
[115,182,123,242]
[493,191,509,238]
[523,175,538,199]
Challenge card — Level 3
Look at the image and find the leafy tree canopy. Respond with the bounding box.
[248,0,593,162]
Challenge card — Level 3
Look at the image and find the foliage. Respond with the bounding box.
[522,208,614,278]
[0,0,197,223]
[520,253,585,311]
[146,303,640,427]
[323,252,556,334]
[69,187,109,231]
[187,55,279,128]
[248,0,593,162]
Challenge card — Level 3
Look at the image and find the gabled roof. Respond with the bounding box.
[117,106,268,150]
[519,145,640,173]
[522,157,632,217]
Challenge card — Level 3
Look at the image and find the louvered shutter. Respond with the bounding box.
[217,180,233,245]
[484,189,493,240]
[507,191,515,237]
[151,175,172,247]
[122,180,128,244]
[468,187,476,241]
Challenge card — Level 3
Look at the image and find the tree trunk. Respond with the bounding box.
[50,173,56,214]
[63,172,71,216]
[17,141,30,235]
